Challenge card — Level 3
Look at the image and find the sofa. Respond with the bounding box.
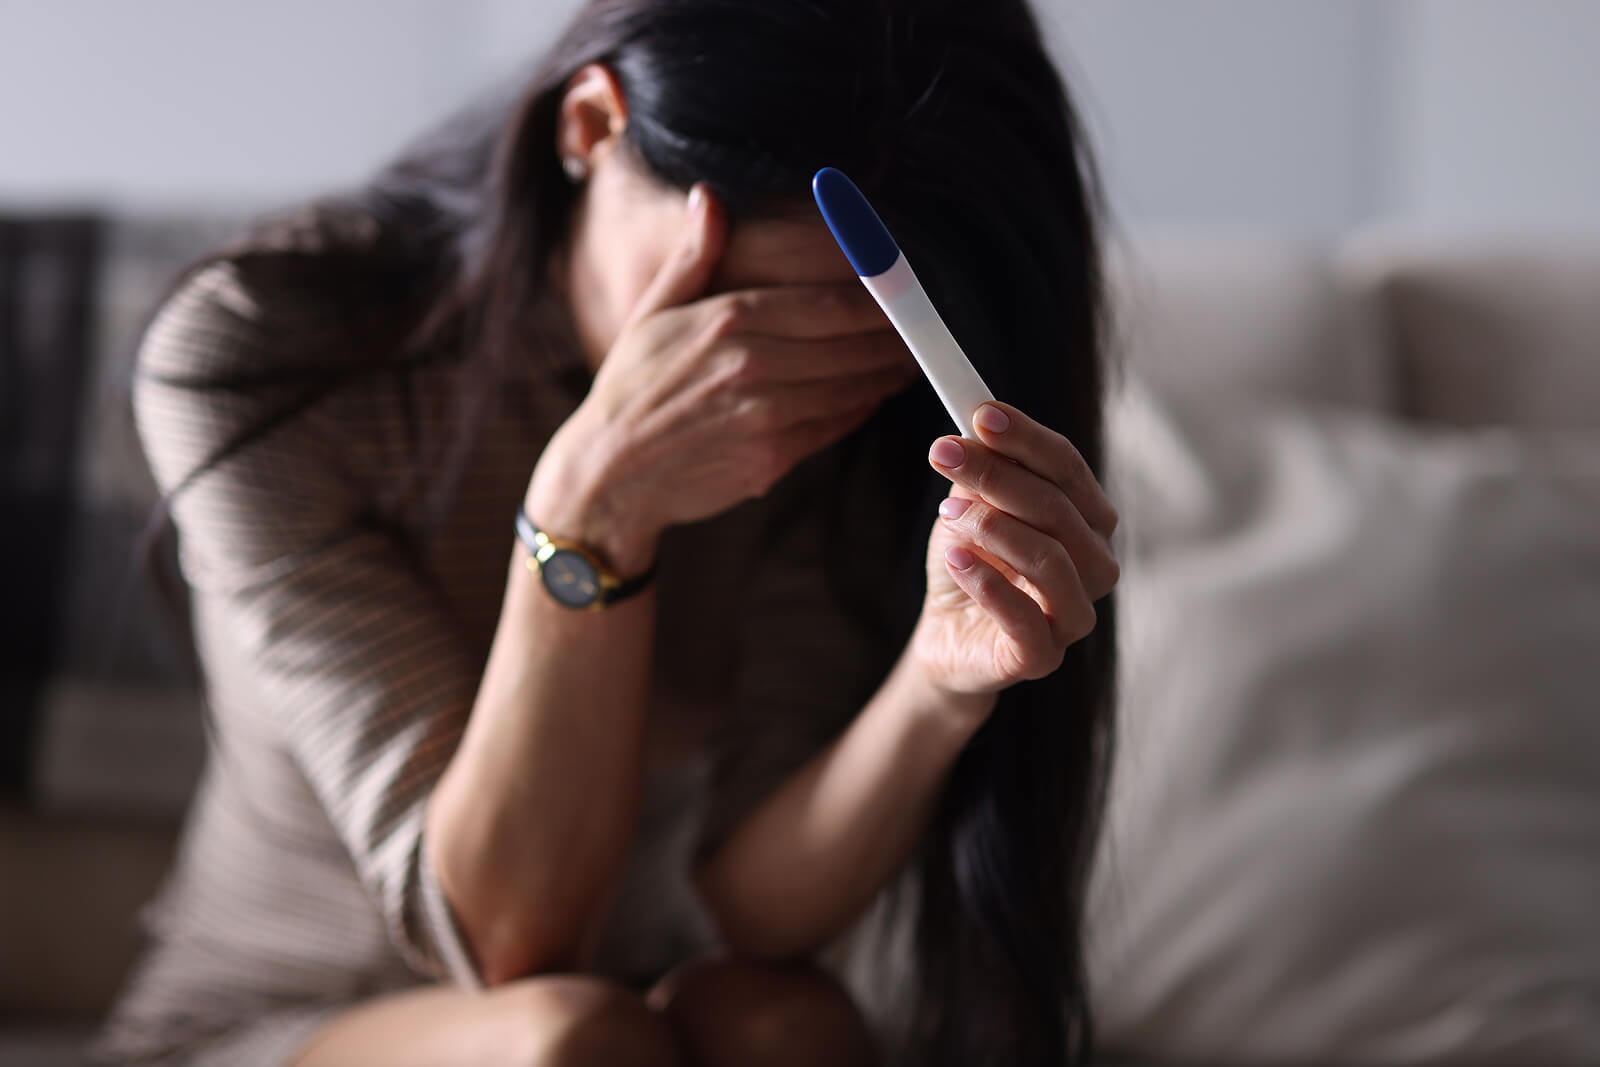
[1,216,1595,1065]
[1092,234,1599,1063]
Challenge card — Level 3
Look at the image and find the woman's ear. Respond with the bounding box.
[556,64,629,179]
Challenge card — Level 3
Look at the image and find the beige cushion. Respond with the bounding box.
[1342,234,1600,429]
[1106,235,1393,412]
[1092,384,1600,1064]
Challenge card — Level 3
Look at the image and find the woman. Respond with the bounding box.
[99,1,1118,1064]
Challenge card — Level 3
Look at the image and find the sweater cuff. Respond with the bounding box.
[416,831,485,990]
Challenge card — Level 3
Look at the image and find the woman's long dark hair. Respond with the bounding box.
[155,1,1114,1063]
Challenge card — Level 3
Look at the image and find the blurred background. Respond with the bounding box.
[2,2,1596,1065]
[3,0,1599,231]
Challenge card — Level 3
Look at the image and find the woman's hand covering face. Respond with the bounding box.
[914,402,1120,703]
[527,185,915,571]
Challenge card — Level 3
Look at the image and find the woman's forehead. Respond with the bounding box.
[709,215,858,292]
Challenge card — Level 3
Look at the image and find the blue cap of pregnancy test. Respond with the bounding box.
[812,167,900,278]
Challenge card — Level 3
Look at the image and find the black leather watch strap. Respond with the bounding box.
[598,561,658,606]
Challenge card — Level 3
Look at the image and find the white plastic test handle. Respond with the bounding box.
[860,253,995,438]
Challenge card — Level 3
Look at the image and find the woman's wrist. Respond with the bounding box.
[524,426,661,578]
[890,645,997,749]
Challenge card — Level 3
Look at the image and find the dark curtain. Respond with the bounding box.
[0,215,104,797]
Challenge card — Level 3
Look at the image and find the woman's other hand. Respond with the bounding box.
[912,402,1119,709]
[527,184,912,574]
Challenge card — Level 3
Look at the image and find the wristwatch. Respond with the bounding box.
[514,509,656,610]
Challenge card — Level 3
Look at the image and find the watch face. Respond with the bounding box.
[541,549,602,608]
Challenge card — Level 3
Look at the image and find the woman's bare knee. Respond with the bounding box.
[291,977,682,1067]
[652,956,878,1067]
[496,977,685,1067]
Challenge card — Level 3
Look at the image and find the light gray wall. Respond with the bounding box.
[0,0,486,207]
[1048,0,1397,235]
[1389,0,1600,230]
[0,0,1595,234]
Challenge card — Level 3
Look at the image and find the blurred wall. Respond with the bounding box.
[1388,0,1600,230]
[1047,1,1396,235]
[0,0,1596,234]
[0,0,511,208]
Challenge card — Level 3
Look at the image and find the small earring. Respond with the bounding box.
[562,156,590,182]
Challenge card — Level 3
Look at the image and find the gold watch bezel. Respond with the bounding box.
[524,529,624,612]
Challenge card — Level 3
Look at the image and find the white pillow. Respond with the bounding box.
[1091,385,1600,1065]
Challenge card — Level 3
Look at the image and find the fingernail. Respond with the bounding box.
[975,404,1010,434]
[929,438,965,468]
[938,498,971,520]
[945,546,976,571]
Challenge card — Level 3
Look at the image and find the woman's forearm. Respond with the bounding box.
[425,443,661,986]
[693,650,993,959]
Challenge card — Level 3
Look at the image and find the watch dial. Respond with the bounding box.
[542,550,601,608]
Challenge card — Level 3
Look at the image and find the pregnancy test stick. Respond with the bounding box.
[812,167,995,437]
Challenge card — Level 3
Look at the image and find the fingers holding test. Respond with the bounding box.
[928,437,1119,602]
[937,497,1102,643]
[941,545,1064,680]
[969,402,1119,539]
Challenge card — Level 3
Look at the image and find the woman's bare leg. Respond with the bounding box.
[290,975,685,1067]
[650,956,879,1067]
